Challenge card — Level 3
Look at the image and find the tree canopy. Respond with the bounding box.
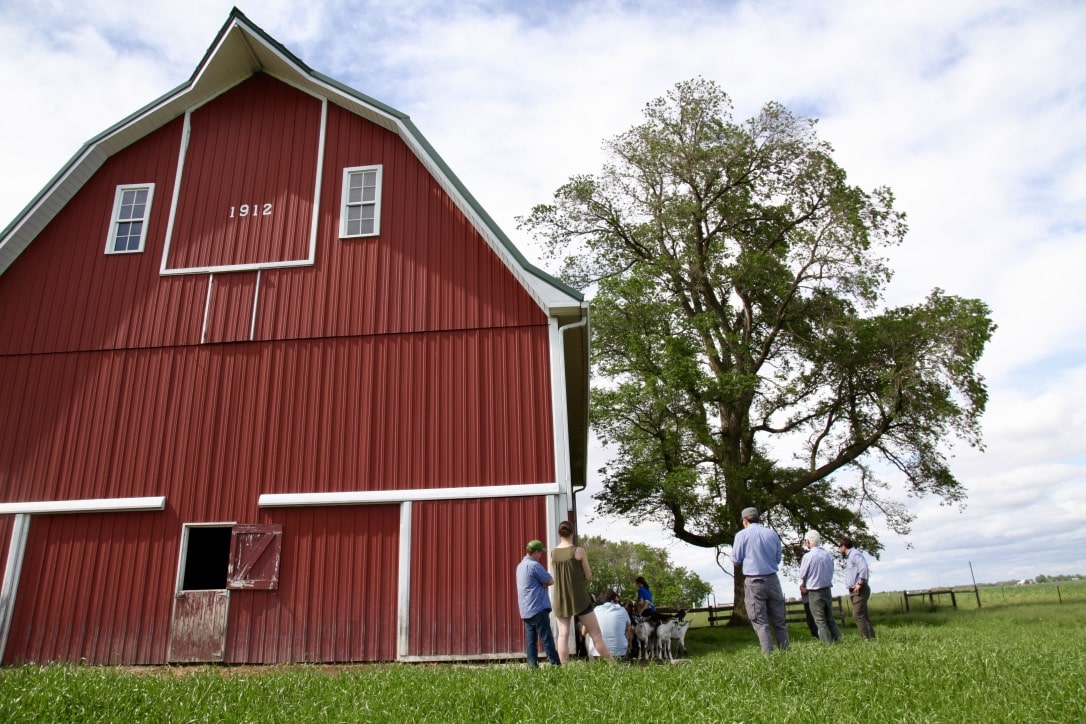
[579,535,712,608]
[521,78,995,614]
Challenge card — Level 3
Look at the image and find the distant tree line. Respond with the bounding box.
[579,535,713,608]
[986,573,1083,586]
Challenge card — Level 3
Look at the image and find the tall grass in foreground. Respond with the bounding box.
[1,595,1083,723]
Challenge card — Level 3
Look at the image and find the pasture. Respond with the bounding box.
[1,581,1082,722]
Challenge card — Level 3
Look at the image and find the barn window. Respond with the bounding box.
[178,523,283,591]
[339,165,383,238]
[105,183,155,253]
[180,525,232,590]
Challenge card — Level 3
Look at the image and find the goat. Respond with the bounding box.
[625,599,654,660]
[654,618,676,662]
[631,617,655,661]
[649,608,691,662]
[670,619,691,657]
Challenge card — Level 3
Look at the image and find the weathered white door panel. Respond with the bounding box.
[167,589,230,662]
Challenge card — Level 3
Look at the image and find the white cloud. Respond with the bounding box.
[2,0,1085,602]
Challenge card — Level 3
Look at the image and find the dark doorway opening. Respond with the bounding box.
[181,526,232,590]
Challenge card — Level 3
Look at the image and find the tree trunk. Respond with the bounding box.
[727,565,751,626]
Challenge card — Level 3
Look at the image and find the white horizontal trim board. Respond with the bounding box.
[259,483,559,507]
[0,496,167,515]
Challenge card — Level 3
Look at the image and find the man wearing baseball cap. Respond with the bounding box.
[516,539,561,667]
[731,507,791,654]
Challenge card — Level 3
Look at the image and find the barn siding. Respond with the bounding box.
[408,497,546,657]
[0,118,194,356]
[204,271,259,343]
[1,505,402,665]
[225,505,400,663]
[166,73,321,270]
[3,511,173,665]
[0,331,553,506]
[0,75,546,360]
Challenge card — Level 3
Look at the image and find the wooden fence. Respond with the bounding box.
[902,585,981,611]
[663,596,847,628]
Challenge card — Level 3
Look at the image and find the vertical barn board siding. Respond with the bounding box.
[0,118,194,356]
[0,327,554,504]
[167,74,321,269]
[0,56,570,665]
[3,511,173,665]
[226,505,399,663]
[256,101,545,342]
[204,272,259,343]
[408,497,546,657]
[0,77,545,360]
[0,82,545,359]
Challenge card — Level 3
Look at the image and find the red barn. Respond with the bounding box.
[0,10,588,665]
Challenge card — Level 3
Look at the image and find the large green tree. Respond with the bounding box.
[521,79,994,619]
[580,535,713,608]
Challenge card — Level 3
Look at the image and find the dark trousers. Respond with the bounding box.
[524,609,560,666]
[808,587,842,643]
[849,583,876,639]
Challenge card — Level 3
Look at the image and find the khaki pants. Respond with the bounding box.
[744,574,791,653]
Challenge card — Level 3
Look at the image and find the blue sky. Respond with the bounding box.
[1,0,1084,601]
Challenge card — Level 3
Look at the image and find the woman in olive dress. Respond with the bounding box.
[551,520,613,663]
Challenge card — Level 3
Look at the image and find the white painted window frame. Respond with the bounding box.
[339,165,383,238]
[173,521,238,594]
[105,183,155,254]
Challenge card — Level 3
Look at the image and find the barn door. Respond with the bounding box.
[167,523,283,662]
[168,590,230,662]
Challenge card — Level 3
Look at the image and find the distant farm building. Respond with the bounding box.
[0,10,588,665]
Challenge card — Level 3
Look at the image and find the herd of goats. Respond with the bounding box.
[577,599,691,663]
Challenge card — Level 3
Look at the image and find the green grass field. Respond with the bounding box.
[1,581,1083,722]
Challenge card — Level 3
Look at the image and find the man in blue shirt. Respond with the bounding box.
[839,536,875,639]
[516,539,561,666]
[799,530,842,644]
[731,507,790,653]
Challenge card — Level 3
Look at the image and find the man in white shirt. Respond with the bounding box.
[799,529,842,643]
[584,589,631,658]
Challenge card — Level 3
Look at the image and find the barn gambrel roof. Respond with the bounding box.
[0,7,590,491]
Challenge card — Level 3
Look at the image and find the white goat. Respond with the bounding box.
[655,619,676,662]
[632,617,656,661]
[670,619,691,657]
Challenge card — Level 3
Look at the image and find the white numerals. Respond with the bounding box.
[228,203,274,218]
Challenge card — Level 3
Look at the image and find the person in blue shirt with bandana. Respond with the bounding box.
[731,507,790,654]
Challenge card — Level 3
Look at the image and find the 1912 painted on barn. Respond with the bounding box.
[0,9,588,666]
